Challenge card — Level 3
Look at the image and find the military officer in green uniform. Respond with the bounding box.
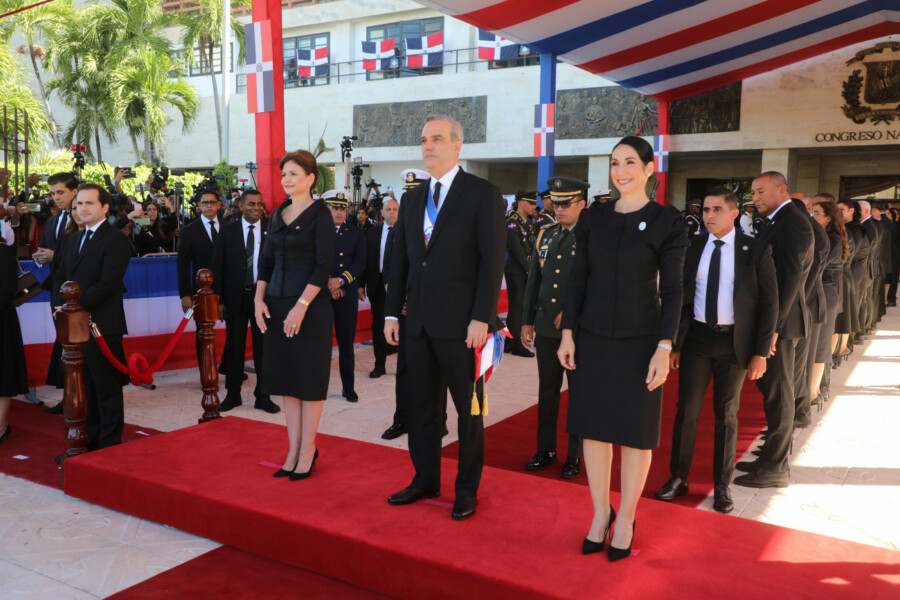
[521,177,589,479]
[504,191,537,357]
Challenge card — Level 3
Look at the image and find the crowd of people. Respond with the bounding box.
[1,116,899,564]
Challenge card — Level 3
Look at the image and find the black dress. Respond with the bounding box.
[815,231,843,362]
[562,200,688,450]
[1,244,29,397]
[258,199,335,400]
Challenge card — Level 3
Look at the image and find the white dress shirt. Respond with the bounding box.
[79,222,103,253]
[203,216,220,242]
[424,164,459,232]
[242,217,261,283]
[0,219,13,247]
[693,229,736,325]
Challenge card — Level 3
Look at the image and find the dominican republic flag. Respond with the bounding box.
[244,21,275,113]
[475,328,512,385]
[534,103,555,157]
[477,30,516,61]
[654,134,669,173]
[297,46,328,77]
[405,32,443,68]
[361,38,396,71]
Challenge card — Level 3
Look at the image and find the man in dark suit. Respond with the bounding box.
[53,183,132,450]
[384,115,506,520]
[872,202,897,309]
[212,189,279,414]
[177,191,222,368]
[324,190,366,402]
[655,188,777,511]
[735,172,813,489]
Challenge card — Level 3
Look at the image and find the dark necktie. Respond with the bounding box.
[382,226,394,273]
[209,220,217,243]
[706,239,724,326]
[432,182,442,210]
[245,224,255,285]
[79,229,93,257]
[58,211,68,238]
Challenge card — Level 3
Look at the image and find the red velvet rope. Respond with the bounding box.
[91,312,193,386]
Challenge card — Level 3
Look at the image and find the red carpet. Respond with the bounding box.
[108,546,391,600]
[444,369,766,507]
[64,417,900,600]
[0,400,161,490]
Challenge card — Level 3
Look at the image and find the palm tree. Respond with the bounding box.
[178,0,249,159]
[0,27,49,150]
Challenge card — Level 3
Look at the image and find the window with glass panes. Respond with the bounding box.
[284,33,330,87]
[176,44,222,77]
[366,17,443,80]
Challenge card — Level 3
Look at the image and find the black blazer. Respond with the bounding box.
[258,199,334,297]
[758,201,814,340]
[861,218,882,278]
[211,219,265,314]
[675,232,778,368]
[805,217,830,325]
[177,217,218,298]
[39,210,69,252]
[53,221,132,336]
[386,167,506,339]
[357,222,387,295]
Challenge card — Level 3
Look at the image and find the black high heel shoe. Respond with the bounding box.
[289,448,319,481]
[607,520,635,562]
[0,425,10,444]
[273,458,299,478]
[582,505,616,554]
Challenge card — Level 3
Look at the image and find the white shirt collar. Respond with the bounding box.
[84,221,103,235]
[203,215,219,227]
[767,199,791,220]
[707,228,736,247]
[429,164,460,196]
[241,216,258,230]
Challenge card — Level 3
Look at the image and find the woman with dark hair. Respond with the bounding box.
[558,136,688,561]
[114,217,139,257]
[810,200,847,401]
[0,228,28,441]
[837,199,869,357]
[255,149,335,481]
[134,202,169,255]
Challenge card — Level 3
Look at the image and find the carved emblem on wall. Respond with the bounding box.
[842,42,900,125]
[669,82,741,134]
[556,87,657,139]
[353,96,487,147]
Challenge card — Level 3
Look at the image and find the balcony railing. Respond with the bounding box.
[162,0,336,15]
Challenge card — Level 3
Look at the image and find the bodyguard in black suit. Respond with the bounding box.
[656,189,777,511]
[384,115,506,520]
[323,190,366,402]
[735,172,813,489]
[177,192,221,366]
[53,184,132,450]
[35,172,79,272]
[212,190,279,414]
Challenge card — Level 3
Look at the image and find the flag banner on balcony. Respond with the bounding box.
[244,20,274,113]
[405,32,443,67]
[477,30,516,61]
[533,103,555,157]
[654,134,669,173]
[297,46,329,77]
[362,38,396,71]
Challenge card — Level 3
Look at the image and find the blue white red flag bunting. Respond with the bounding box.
[297,46,329,78]
[654,135,669,173]
[477,30,516,61]
[475,328,511,384]
[361,38,396,71]
[534,103,555,157]
[405,32,443,68]
[244,21,274,114]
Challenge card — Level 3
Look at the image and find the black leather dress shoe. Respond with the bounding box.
[525,450,558,471]
[734,468,789,489]
[735,458,762,473]
[713,485,734,513]
[219,394,242,412]
[510,346,535,358]
[254,396,281,414]
[381,423,408,440]
[43,401,64,415]
[369,367,386,379]
[342,389,359,402]
[388,486,440,505]
[654,477,689,501]
[560,456,582,479]
[451,497,477,520]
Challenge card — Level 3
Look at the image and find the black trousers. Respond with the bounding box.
[392,315,447,427]
[332,294,358,391]
[369,277,388,370]
[756,336,798,473]
[888,266,898,303]
[82,336,126,450]
[224,288,264,397]
[793,320,821,425]
[504,270,527,350]
[535,335,581,458]
[406,333,482,498]
[670,324,746,486]
[871,274,885,325]
[858,277,872,334]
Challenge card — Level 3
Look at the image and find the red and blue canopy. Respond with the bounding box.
[418,0,900,100]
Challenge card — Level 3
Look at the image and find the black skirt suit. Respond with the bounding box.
[258,199,335,400]
[562,200,688,450]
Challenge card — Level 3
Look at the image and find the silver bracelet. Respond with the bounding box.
[657,342,672,351]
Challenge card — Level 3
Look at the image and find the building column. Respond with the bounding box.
[761,149,799,191]
[587,155,609,198]
[251,0,286,213]
[537,51,556,197]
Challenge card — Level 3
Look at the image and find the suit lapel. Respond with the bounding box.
[425,168,464,255]
[73,222,110,269]
[685,234,706,297]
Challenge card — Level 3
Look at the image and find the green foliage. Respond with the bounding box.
[0,42,50,150]
[309,126,335,195]
[213,158,237,190]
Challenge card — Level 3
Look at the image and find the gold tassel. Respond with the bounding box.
[483,393,489,416]
[471,390,480,415]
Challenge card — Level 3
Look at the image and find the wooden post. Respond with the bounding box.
[194,268,221,423]
[56,282,90,466]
